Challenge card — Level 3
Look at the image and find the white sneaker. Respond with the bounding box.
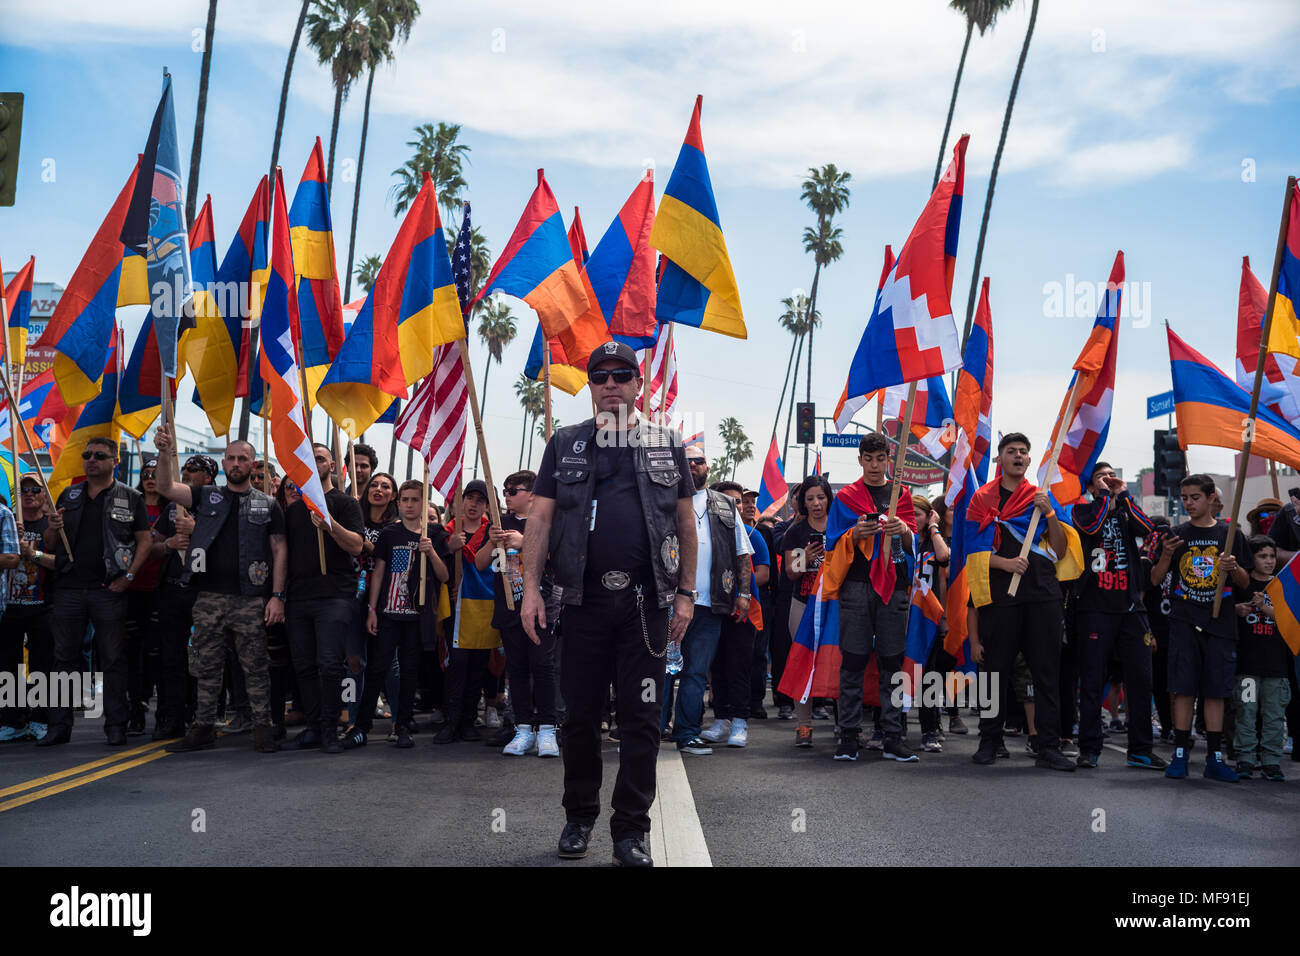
[700,719,731,743]
[485,706,503,729]
[536,724,560,757]
[727,718,748,748]
[503,725,536,756]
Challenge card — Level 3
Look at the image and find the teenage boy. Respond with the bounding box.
[1147,474,1253,782]
[1232,536,1291,781]
[343,480,449,749]
[1071,462,1166,770]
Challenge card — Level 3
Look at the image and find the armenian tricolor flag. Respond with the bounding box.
[522,208,591,396]
[651,96,746,339]
[4,256,34,368]
[587,172,658,349]
[0,366,68,452]
[289,138,347,407]
[1264,180,1300,374]
[1236,255,1300,426]
[49,333,123,500]
[183,193,243,435]
[1265,554,1300,654]
[319,172,464,437]
[1168,323,1300,470]
[449,516,501,650]
[756,435,788,516]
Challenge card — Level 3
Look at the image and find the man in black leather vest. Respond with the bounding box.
[522,340,697,868]
[39,437,152,747]
[152,427,287,754]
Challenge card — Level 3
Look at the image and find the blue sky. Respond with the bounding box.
[3,0,1300,492]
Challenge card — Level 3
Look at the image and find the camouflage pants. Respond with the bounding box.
[190,593,271,728]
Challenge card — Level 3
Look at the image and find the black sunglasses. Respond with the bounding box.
[81,450,113,461]
[687,457,706,466]
[589,368,636,385]
[504,486,526,495]
[20,486,41,495]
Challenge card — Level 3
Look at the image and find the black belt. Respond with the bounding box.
[585,568,653,592]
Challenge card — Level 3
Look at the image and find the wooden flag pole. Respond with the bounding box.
[419,454,429,604]
[1212,175,1297,617]
[657,325,674,425]
[640,349,653,419]
[1269,459,1280,500]
[288,324,327,574]
[261,384,270,470]
[0,365,70,557]
[880,381,918,557]
[347,439,359,499]
[542,339,553,444]
[452,480,464,607]
[456,337,513,610]
[1008,376,1083,597]
[0,271,21,532]
[875,393,885,435]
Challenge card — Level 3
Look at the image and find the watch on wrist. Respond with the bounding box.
[124,571,136,582]
[272,590,287,601]
[676,587,698,601]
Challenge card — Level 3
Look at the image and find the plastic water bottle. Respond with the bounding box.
[666,639,684,675]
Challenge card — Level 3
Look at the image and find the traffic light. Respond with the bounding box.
[1152,429,1187,496]
[0,93,23,207]
[795,402,816,444]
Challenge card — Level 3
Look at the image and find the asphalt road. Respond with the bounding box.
[2,700,1297,867]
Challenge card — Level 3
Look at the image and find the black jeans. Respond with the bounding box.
[356,614,423,734]
[750,594,771,711]
[0,604,53,725]
[156,583,198,727]
[50,587,128,734]
[714,615,754,720]
[266,621,291,727]
[560,583,668,841]
[769,592,794,708]
[976,600,1065,751]
[124,588,159,719]
[918,641,958,734]
[443,647,490,730]
[1151,618,1172,733]
[499,620,558,726]
[1076,611,1155,756]
[286,596,354,735]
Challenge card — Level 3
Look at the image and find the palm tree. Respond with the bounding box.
[343,0,419,302]
[471,296,516,477]
[390,122,469,220]
[514,375,544,468]
[774,294,814,463]
[186,0,219,227]
[798,164,850,474]
[961,0,1040,353]
[934,0,1016,191]
[718,416,753,482]
[307,0,370,192]
[355,253,382,293]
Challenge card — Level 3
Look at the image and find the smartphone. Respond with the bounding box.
[864,512,881,522]
[808,531,824,549]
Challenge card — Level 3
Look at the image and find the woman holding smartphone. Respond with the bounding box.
[781,476,834,746]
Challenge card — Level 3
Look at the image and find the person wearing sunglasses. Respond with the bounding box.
[39,437,153,748]
[153,425,288,755]
[0,476,53,742]
[521,340,698,868]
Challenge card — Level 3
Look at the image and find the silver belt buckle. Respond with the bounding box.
[601,571,630,591]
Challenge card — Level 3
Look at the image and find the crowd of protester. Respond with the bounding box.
[1,427,1297,787]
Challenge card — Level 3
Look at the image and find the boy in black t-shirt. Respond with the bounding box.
[1232,536,1291,781]
[342,480,448,750]
[1147,474,1253,782]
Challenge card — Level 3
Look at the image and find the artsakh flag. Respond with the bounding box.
[474,169,605,371]
[1236,254,1300,427]
[260,167,331,527]
[37,158,144,406]
[4,256,34,369]
[216,176,271,412]
[289,138,347,408]
[878,375,955,459]
[319,171,466,438]
[942,467,979,670]
[899,551,945,709]
[846,135,967,396]
[587,172,659,349]
[523,206,592,396]
[1037,251,1123,505]
[945,275,995,507]
[834,245,895,432]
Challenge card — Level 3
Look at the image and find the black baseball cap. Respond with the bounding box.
[463,479,490,502]
[586,340,640,374]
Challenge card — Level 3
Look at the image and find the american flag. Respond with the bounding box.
[635,323,681,429]
[385,543,413,613]
[394,205,470,499]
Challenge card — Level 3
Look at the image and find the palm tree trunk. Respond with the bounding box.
[472,355,491,478]
[934,19,973,192]
[186,0,218,227]
[343,64,375,303]
[782,331,805,467]
[244,0,308,441]
[770,328,799,442]
[326,82,344,195]
[803,258,823,478]
[527,416,537,468]
[961,0,1040,353]
[518,412,527,469]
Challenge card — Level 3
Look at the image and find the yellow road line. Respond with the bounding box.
[0,750,171,814]
[0,739,172,799]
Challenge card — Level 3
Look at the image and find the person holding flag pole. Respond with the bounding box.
[0,257,26,532]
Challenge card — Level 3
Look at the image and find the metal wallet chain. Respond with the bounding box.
[635,584,668,659]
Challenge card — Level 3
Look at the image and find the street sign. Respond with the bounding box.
[1146,390,1175,419]
[821,432,861,448]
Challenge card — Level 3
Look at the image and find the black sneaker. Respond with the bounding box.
[947,714,969,735]
[882,735,919,762]
[1235,760,1257,778]
[834,733,860,761]
[751,706,768,720]
[972,739,997,765]
[1035,748,1076,771]
[777,705,794,720]
[1127,751,1168,770]
[1261,764,1285,782]
[340,726,367,750]
[1077,751,1100,769]
[432,723,457,744]
[457,723,481,742]
[395,727,413,749]
[995,742,1010,759]
[1025,735,1042,758]
[677,736,713,755]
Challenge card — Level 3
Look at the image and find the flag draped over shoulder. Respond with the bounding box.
[523,208,592,396]
[588,173,659,348]
[846,135,967,396]
[961,478,1083,609]
[36,159,142,406]
[756,435,787,516]
[475,169,604,371]
[1036,251,1123,505]
[1168,323,1300,470]
[834,245,894,432]
[319,171,465,438]
[4,256,35,368]
[289,138,346,408]
[651,96,745,339]
[900,551,945,708]
[122,73,192,380]
[260,168,332,527]
[1238,253,1300,427]
[449,518,501,651]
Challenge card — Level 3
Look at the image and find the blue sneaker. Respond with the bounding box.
[1165,746,1189,779]
[28,721,48,741]
[0,724,28,742]
[1127,751,1168,771]
[1204,751,1240,782]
